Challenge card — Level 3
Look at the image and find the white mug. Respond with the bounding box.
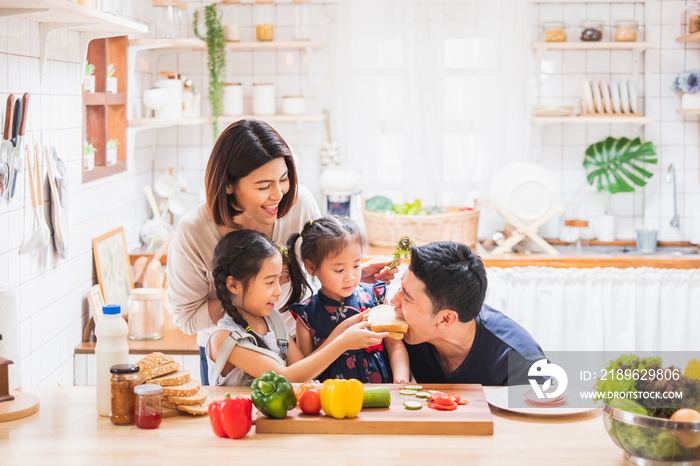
[223,83,243,116]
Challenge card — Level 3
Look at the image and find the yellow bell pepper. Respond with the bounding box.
[320,378,364,419]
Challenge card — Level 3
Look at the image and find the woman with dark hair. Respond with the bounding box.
[167,119,396,385]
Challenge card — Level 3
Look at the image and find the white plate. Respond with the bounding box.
[619,80,630,114]
[490,163,561,222]
[486,386,599,417]
[580,77,595,114]
[627,79,638,113]
[591,79,604,114]
[599,78,612,114]
[610,80,621,113]
[533,105,575,117]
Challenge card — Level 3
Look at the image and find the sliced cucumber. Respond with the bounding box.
[428,390,443,395]
[399,389,418,396]
[414,391,430,399]
[404,401,422,410]
[404,385,423,391]
[362,386,391,408]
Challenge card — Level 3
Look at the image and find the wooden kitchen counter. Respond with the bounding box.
[74,327,198,355]
[1,386,627,466]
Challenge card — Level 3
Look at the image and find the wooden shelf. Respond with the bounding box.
[219,114,326,123]
[129,38,323,51]
[676,109,700,114]
[128,114,325,128]
[533,115,654,125]
[676,32,700,43]
[83,92,127,106]
[532,41,653,51]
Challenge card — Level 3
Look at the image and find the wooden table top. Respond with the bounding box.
[0,386,628,465]
[75,327,198,355]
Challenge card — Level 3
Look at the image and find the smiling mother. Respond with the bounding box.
[167,119,396,385]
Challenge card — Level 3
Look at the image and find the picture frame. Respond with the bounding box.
[92,227,133,314]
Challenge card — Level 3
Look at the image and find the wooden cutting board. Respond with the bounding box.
[255,383,493,435]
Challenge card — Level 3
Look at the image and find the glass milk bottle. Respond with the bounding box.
[95,304,129,416]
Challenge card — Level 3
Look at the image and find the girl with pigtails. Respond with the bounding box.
[206,229,388,386]
[286,216,410,384]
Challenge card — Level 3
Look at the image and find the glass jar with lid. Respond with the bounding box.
[542,21,567,42]
[134,384,162,430]
[580,20,604,42]
[129,288,164,341]
[255,0,275,42]
[613,20,638,42]
[689,5,700,34]
[110,364,139,425]
[292,0,310,41]
[152,0,179,39]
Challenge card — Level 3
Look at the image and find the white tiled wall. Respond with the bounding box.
[533,0,700,242]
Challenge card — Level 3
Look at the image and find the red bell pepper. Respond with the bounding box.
[208,393,253,439]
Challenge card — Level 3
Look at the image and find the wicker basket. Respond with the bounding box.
[363,201,480,248]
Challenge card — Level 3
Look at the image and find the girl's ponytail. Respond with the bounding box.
[284,231,311,311]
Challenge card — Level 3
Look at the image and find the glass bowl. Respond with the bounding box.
[603,404,700,465]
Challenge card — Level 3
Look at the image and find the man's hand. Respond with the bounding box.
[361,257,399,284]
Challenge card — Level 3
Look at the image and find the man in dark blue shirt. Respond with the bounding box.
[390,241,545,386]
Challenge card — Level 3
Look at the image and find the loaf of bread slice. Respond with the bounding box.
[166,388,208,406]
[138,361,180,383]
[136,352,174,371]
[147,370,191,386]
[161,379,201,398]
[177,401,209,416]
[364,304,408,340]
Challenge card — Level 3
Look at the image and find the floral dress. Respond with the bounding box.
[289,281,392,383]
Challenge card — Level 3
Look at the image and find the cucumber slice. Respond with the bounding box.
[428,390,443,395]
[362,386,391,408]
[399,389,418,396]
[404,385,423,391]
[404,401,422,410]
[415,391,430,399]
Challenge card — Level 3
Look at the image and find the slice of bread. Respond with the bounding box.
[161,379,201,398]
[147,370,191,386]
[177,401,209,416]
[139,361,181,383]
[364,304,408,339]
[162,399,179,409]
[136,352,174,371]
[166,388,208,406]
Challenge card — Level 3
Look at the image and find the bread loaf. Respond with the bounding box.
[161,379,201,398]
[364,304,408,340]
[166,388,208,406]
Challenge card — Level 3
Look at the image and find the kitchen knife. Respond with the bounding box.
[6,97,22,201]
[0,94,15,200]
[10,93,29,199]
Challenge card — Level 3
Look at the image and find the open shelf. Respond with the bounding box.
[83,92,127,106]
[129,38,324,51]
[533,115,654,125]
[676,32,700,43]
[676,109,700,114]
[129,114,325,128]
[532,41,653,51]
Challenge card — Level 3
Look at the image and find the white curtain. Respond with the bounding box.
[485,267,700,353]
[327,0,532,226]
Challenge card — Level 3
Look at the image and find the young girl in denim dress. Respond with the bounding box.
[286,216,410,383]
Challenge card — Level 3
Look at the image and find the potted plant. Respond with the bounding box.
[106,139,118,166]
[105,63,118,94]
[83,140,97,171]
[673,70,700,109]
[84,63,96,93]
[583,136,657,241]
[194,4,226,138]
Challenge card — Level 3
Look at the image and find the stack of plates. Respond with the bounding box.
[580,77,638,115]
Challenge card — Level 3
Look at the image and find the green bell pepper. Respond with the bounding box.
[250,371,297,419]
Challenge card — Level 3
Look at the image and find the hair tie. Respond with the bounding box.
[245,326,251,332]
[309,220,313,226]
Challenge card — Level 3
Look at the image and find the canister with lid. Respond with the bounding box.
[134,384,163,429]
[129,288,164,341]
[542,21,567,42]
[253,83,276,115]
[110,364,140,425]
[614,20,638,42]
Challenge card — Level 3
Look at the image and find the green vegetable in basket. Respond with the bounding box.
[392,199,429,216]
[365,195,393,213]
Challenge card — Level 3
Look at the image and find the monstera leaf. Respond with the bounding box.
[583,137,657,194]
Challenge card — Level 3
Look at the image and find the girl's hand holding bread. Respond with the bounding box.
[339,321,389,351]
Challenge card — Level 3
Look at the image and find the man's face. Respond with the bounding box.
[390,269,438,345]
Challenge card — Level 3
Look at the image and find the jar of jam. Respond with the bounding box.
[110,364,140,425]
[580,20,604,42]
[542,21,567,42]
[134,384,163,430]
[614,20,638,42]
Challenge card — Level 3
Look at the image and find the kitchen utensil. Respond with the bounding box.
[167,191,191,216]
[143,185,161,220]
[627,79,638,113]
[145,232,174,289]
[154,173,179,218]
[0,94,15,201]
[2,96,21,203]
[10,93,29,200]
[591,79,603,113]
[45,145,68,245]
[132,256,150,288]
[19,143,50,254]
[609,80,621,113]
[599,78,612,114]
[619,80,630,113]
[49,146,68,258]
[255,384,493,435]
[486,386,597,417]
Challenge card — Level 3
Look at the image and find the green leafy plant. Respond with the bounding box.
[106,63,116,79]
[106,139,119,151]
[85,63,95,77]
[83,140,97,155]
[194,5,226,138]
[583,136,657,194]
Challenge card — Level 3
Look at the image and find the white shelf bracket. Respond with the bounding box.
[39,22,95,82]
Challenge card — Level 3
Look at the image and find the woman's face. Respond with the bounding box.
[232,158,290,228]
